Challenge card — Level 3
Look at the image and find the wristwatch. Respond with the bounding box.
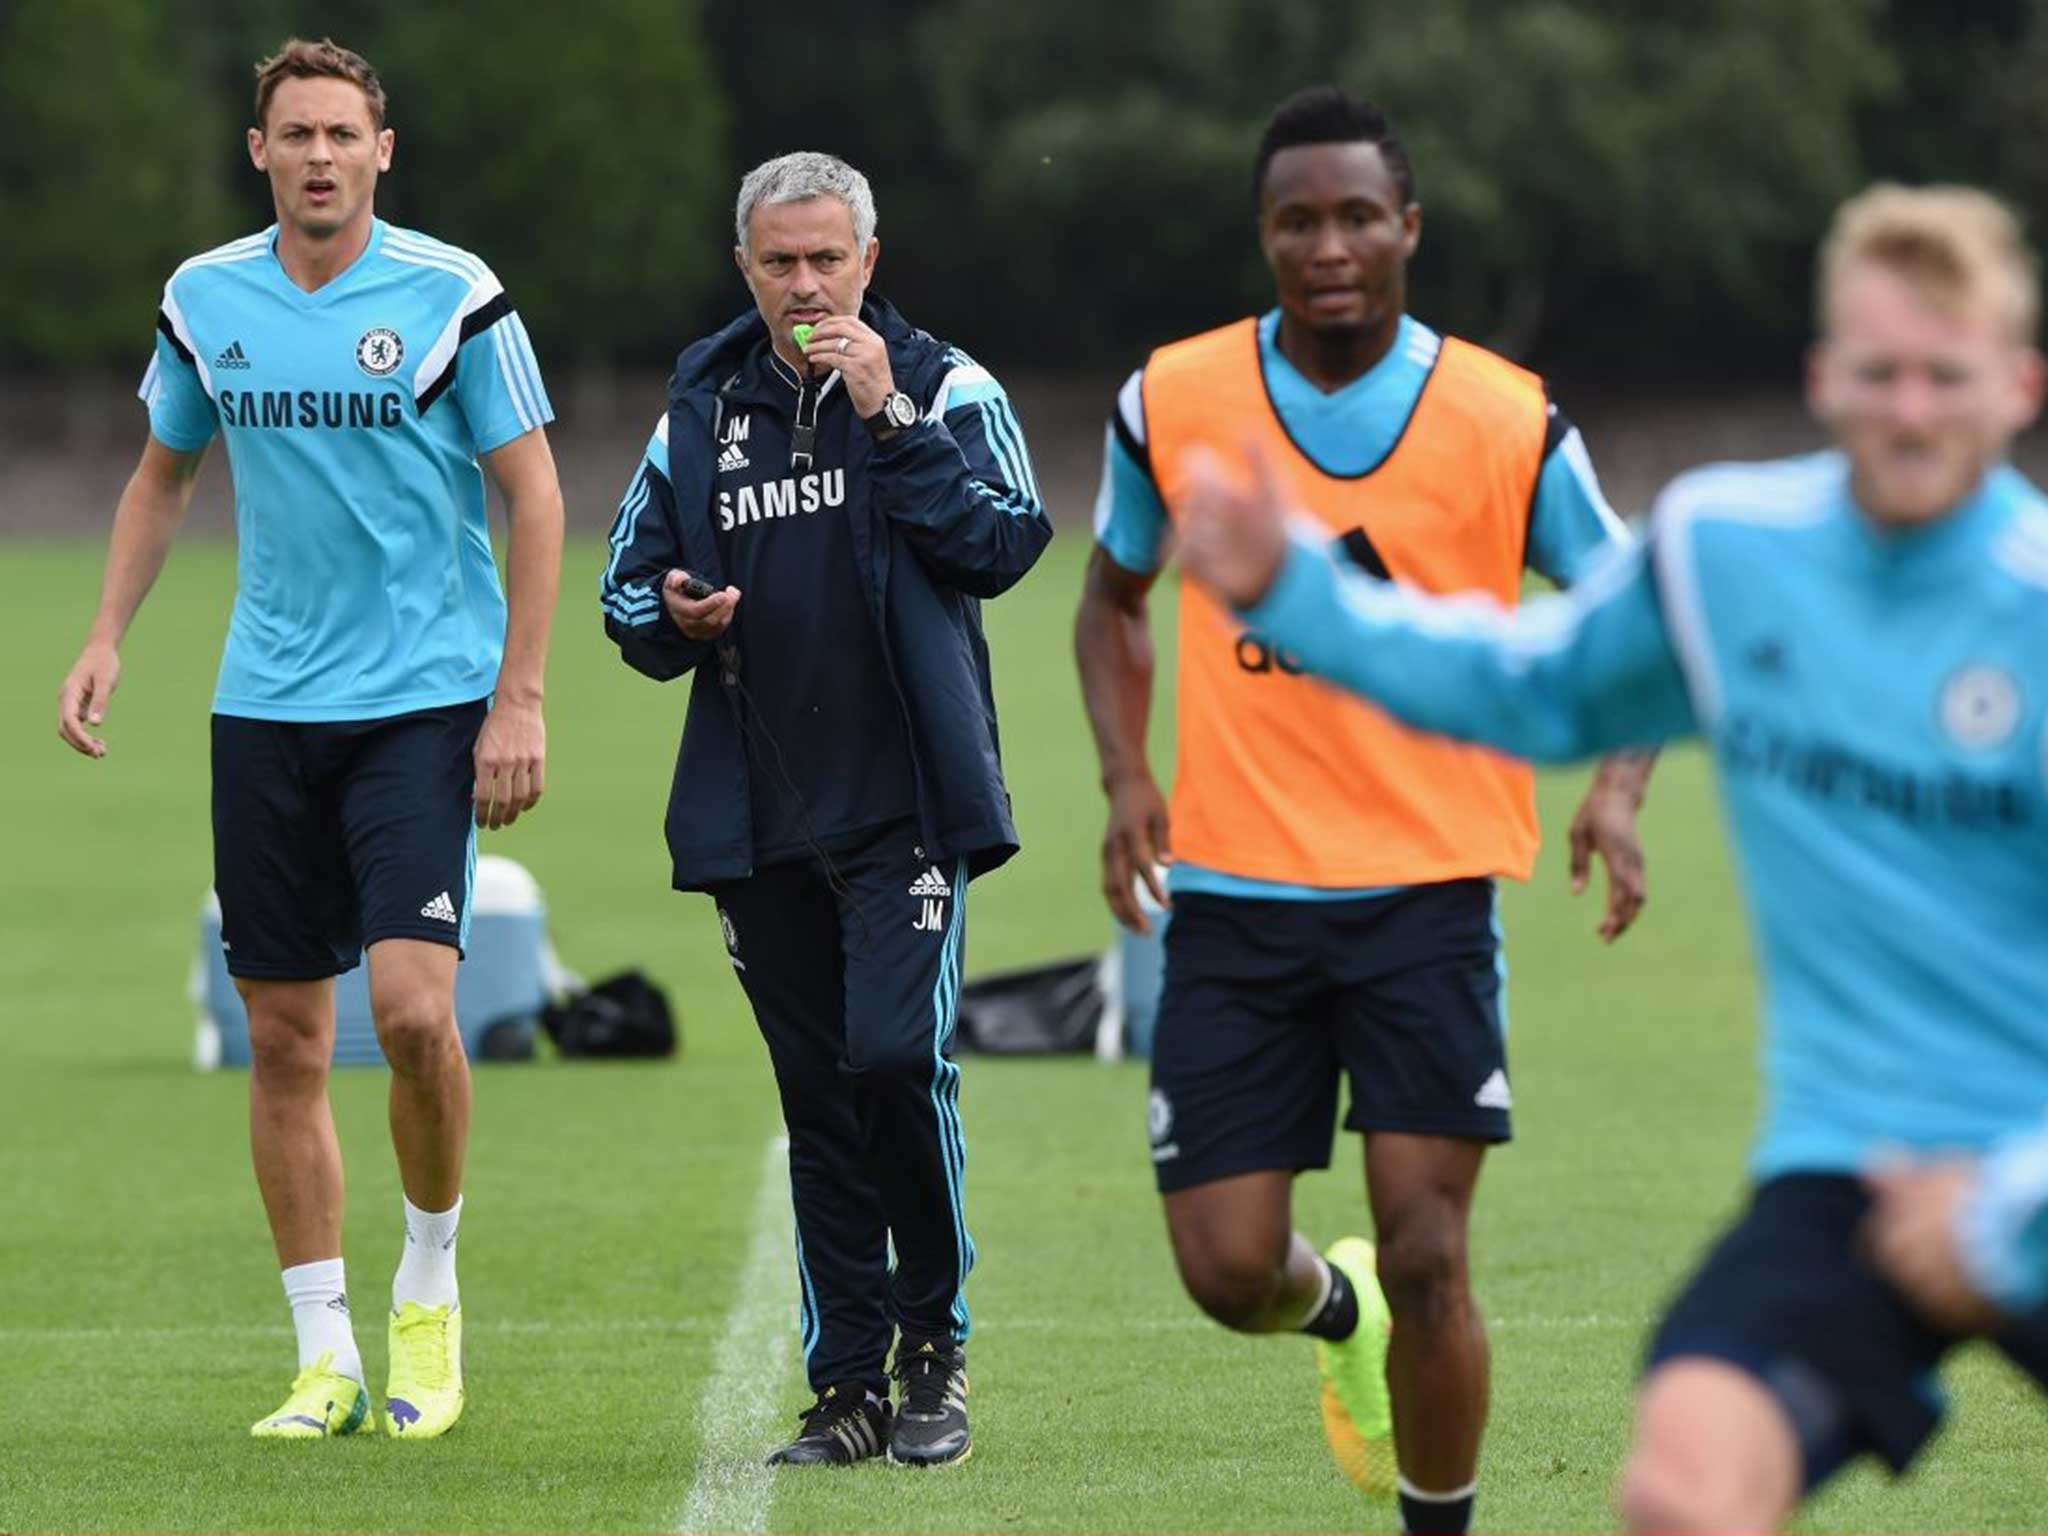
[865,390,919,440]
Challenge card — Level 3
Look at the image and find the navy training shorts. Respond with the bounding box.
[210,698,486,980]
[1148,879,1511,1194]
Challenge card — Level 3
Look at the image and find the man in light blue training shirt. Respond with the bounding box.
[56,38,564,1442]
[1174,182,2048,1533]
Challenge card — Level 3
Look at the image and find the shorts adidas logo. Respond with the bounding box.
[420,891,458,924]
[907,866,950,898]
[1473,1069,1513,1111]
[214,339,251,370]
[717,440,750,474]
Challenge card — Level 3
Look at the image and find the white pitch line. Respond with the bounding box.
[0,1310,1648,1347]
[674,1133,800,1536]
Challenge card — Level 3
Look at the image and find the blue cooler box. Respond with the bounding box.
[191,855,563,1068]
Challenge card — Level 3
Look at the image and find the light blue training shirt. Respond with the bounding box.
[1243,449,2048,1188]
[142,220,552,721]
[1094,311,1631,900]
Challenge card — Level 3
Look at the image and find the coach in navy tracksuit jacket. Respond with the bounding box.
[600,152,1049,1468]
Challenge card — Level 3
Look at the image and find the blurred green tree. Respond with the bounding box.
[0,0,234,364]
[6,0,2047,375]
[369,1,729,367]
[916,0,1897,368]
[0,0,731,369]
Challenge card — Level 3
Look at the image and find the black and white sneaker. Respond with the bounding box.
[888,1336,970,1467]
[764,1384,891,1466]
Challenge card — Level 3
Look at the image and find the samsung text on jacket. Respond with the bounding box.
[719,469,847,529]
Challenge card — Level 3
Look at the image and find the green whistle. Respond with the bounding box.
[792,323,815,351]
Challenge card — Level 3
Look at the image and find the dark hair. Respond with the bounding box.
[1253,86,1414,212]
[254,37,386,130]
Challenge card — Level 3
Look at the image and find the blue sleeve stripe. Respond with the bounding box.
[603,599,662,628]
[488,321,538,436]
[973,400,1023,500]
[971,481,1038,517]
[492,312,548,433]
[997,395,1042,505]
[601,468,654,596]
[506,312,552,421]
[978,395,1041,508]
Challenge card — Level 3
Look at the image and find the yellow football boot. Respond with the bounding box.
[250,1351,373,1439]
[385,1301,464,1438]
[1315,1237,1396,1499]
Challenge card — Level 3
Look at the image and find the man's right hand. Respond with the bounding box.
[1101,771,1173,934]
[663,570,739,641]
[57,640,121,759]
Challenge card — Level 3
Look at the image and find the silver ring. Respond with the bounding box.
[838,337,850,354]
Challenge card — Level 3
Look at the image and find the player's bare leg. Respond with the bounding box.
[1163,1171,1327,1329]
[367,938,469,1209]
[1618,1358,1802,1533]
[1364,1133,1489,1515]
[1166,1171,1397,1498]
[367,937,469,1437]
[243,976,371,1435]
[244,977,345,1266]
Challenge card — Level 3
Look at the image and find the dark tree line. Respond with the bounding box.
[5,0,2046,378]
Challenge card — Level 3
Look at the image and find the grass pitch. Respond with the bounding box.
[3,533,2045,1532]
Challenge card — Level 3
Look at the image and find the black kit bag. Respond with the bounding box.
[954,956,1103,1054]
[540,970,678,1059]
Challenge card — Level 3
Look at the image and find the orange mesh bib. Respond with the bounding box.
[1145,318,1548,886]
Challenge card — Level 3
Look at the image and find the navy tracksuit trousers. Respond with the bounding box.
[711,818,975,1394]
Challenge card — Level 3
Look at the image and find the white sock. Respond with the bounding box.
[392,1194,462,1312]
[1294,1254,1335,1329]
[282,1258,363,1385]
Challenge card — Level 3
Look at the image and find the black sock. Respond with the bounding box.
[1398,1483,1475,1535]
[1298,1257,1359,1342]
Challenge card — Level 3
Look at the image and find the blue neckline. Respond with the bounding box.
[1253,310,1440,481]
[265,218,385,305]
[1835,462,2016,573]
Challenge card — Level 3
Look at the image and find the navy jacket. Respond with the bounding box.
[601,296,1053,891]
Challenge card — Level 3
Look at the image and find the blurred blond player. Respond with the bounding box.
[56,39,564,1439]
[1176,183,2048,1532]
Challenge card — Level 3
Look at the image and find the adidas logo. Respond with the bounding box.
[419,891,458,924]
[717,440,750,474]
[907,866,950,898]
[214,340,251,370]
[1473,1069,1513,1111]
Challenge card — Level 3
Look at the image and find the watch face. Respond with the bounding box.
[886,392,918,428]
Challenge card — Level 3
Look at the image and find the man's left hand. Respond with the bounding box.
[1864,1161,2005,1336]
[474,698,546,830]
[798,315,895,418]
[1569,754,1652,943]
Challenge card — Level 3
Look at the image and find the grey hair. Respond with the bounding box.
[734,151,878,254]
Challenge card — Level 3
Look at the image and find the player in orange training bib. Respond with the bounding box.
[1073,86,1658,1533]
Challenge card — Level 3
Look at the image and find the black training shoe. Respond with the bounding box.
[888,1336,971,1467]
[764,1384,891,1466]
